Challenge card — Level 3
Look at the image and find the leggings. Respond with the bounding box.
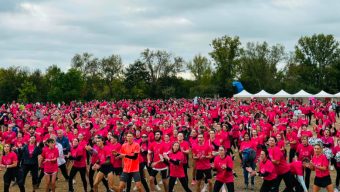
[289,148,296,163]
[261,179,278,192]
[276,171,294,192]
[58,163,69,180]
[169,177,192,192]
[213,180,234,192]
[22,164,39,187]
[38,167,45,185]
[4,168,25,192]
[126,162,150,192]
[68,166,87,192]
[304,167,311,190]
[89,164,109,190]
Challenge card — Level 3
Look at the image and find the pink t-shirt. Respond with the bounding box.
[259,159,277,181]
[148,141,167,170]
[70,145,87,168]
[42,147,59,173]
[268,146,290,175]
[192,143,212,170]
[108,142,122,168]
[311,154,330,178]
[290,161,303,176]
[240,140,255,151]
[296,144,314,161]
[28,144,35,158]
[1,151,18,165]
[214,155,234,183]
[168,151,186,178]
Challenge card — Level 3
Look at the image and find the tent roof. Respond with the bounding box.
[292,90,312,98]
[334,92,340,98]
[314,90,333,98]
[273,90,292,98]
[253,90,273,98]
[233,90,253,98]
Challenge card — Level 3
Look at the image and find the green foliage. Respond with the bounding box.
[284,34,340,93]
[209,35,242,96]
[124,60,150,99]
[0,33,339,102]
[239,42,285,93]
[18,80,37,103]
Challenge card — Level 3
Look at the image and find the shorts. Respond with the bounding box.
[120,172,141,182]
[99,164,113,176]
[44,172,57,175]
[196,169,212,180]
[112,167,123,176]
[149,169,168,179]
[314,175,332,188]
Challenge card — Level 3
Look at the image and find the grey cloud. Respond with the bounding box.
[0,0,340,71]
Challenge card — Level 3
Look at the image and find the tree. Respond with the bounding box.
[294,34,340,92]
[62,68,84,102]
[18,81,37,103]
[44,65,64,102]
[239,42,285,93]
[124,60,150,98]
[0,67,28,103]
[140,49,184,97]
[187,54,212,82]
[100,54,123,98]
[209,36,242,96]
[71,53,101,100]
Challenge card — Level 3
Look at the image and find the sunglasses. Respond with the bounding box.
[142,136,148,138]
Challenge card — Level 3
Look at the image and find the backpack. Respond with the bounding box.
[242,148,256,167]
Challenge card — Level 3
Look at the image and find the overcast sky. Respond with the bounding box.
[0,0,339,74]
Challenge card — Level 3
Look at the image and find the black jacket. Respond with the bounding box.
[19,144,42,165]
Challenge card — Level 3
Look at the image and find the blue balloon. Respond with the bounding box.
[232,81,244,93]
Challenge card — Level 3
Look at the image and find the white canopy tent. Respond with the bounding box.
[333,92,340,98]
[233,90,253,98]
[292,90,312,98]
[253,90,273,98]
[273,90,292,98]
[314,90,333,98]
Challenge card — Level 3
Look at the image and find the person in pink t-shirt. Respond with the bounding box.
[0,143,25,192]
[148,130,169,192]
[192,133,213,192]
[306,143,333,192]
[296,136,314,190]
[40,138,59,192]
[267,136,294,192]
[212,146,234,192]
[247,149,278,192]
[333,139,340,190]
[162,142,192,192]
[240,132,256,190]
[67,138,87,192]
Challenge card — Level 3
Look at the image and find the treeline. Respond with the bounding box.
[1,33,340,103]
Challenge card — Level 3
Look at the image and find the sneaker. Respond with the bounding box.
[156,184,162,191]
[72,179,76,185]
[331,165,335,171]
[191,180,197,185]
[250,184,254,190]
[201,183,208,192]
[244,184,249,190]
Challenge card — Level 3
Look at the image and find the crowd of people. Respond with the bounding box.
[0,98,339,192]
